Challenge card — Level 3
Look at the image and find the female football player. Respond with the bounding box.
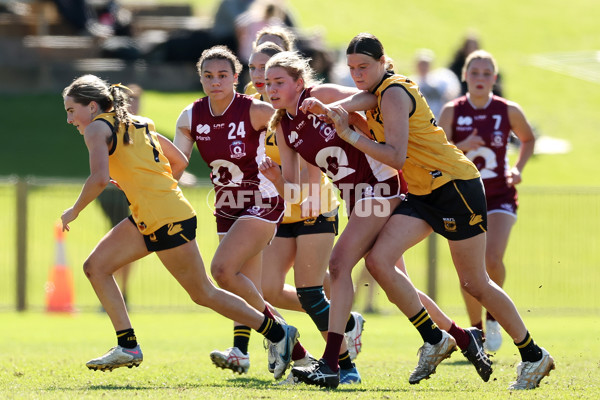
[249,42,364,384]
[261,51,487,389]
[300,33,553,390]
[173,45,308,380]
[438,49,536,352]
[61,74,297,375]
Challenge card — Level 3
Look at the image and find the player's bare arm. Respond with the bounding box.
[173,104,195,160]
[62,121,111,231]
[157,133,189,181]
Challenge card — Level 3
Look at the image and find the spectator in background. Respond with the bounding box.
[448,32,503,96]
[409,48,460,118]
[52,0,131,38]
[254,24,296,52]
[211,0,255,54]
[235,0,294,64]
[96,83,142,307]
[235,0,295,89]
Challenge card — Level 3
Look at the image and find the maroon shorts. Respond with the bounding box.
[485,185,518,216]
[340,175,402,216]
[215,195,285,234]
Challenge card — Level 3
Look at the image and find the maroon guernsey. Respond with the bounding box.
[190,93,281,221]
[451,95,516,203]
[280,88,400,211]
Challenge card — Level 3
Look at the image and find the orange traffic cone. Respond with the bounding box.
[46,222,75,312]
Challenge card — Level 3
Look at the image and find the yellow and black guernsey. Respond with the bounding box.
[366,72,480,195]
[249,93,339,223]
[95,112,195,235]
[244,82,259,97]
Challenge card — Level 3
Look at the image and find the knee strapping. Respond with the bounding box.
[297,286,330,332]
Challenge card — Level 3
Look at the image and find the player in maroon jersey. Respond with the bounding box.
[247,42,367,385]
[438,50,536,352]
[174,45,306,380]
[259,51,481,389]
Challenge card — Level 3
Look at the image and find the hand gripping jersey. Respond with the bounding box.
[366,72,480,195]
[280,87,399,211]
[450,95,515,200]
[249,92,340,223]
[188,93,281,219]
[95,113,195,235]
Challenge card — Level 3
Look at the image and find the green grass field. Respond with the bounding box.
[1,311,599,399]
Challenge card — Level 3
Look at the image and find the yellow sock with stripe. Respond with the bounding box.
[515,331,543,362]
[257,316,285,343]
[338,351,353,370]
[233,326,251,355]
[409,308,442,345]
[116,328,137,349]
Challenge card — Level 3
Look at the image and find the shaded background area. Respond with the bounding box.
[1,0,599,185]
[0,0,599,314]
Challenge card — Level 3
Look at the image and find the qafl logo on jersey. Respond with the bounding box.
[247,205,264,216]
[229,140,246,159]
[318,122,336,142]
[195,124,211,141]
[457,116,473,126]
[491,131,504,148]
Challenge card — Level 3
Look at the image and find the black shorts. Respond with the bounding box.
[392,178,487,240]
[129,215,197,252]
[275,211,339,238]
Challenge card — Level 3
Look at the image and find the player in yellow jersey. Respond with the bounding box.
[306,33,554,390]
[61,74,298,375]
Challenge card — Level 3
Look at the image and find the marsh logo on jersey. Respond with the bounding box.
[229,140,246,159]
[443,218,457,232]
[457,116,473,126]
[195,124,211,141]
[288,131,299,143]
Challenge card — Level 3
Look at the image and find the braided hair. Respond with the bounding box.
[62,74,134,145]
